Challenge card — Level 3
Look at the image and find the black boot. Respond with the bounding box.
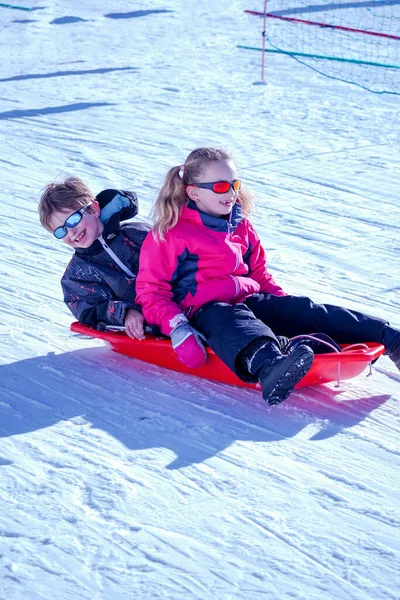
[240,338,314,406]
[257,345,314,405]
[382,325,400,371]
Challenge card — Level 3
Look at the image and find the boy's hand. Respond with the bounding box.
[124,309,145,340]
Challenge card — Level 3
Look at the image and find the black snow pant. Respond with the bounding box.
[190,293,388,382]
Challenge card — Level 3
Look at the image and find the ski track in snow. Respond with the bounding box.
[0,1,399,599]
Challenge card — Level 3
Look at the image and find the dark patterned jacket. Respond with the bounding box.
[61,189,149,327]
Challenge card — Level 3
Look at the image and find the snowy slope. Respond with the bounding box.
[0,1,399,599]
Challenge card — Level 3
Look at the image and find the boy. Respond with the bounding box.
[38,177,149,339]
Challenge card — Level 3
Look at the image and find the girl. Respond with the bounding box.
[136,148,400,405]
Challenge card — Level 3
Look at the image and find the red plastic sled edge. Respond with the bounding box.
[70,322,385,389]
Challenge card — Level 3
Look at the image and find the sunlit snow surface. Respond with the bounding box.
[0,2,399,599]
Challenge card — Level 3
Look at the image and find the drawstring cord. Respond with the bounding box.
[98,234,136,278]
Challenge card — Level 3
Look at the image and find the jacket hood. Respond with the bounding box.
[96,189,139,236]
[75,189,139,256]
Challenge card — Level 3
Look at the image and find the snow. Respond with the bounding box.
[0,1,399,599]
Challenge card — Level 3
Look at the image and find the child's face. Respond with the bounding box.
[48,201,104,249]
[187,159,239,217]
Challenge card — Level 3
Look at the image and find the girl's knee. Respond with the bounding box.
[193,302,254,335]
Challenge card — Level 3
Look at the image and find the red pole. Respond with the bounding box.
[261,0,267,82]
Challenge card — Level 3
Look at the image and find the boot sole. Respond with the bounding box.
[262,346,314,406]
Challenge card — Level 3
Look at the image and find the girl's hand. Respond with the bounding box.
[170,319,207,368]
[124,308,146,340]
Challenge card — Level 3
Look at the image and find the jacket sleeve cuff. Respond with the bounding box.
[163,313,188,337]
[122,303,142,323]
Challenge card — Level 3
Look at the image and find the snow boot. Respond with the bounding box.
[257,344,315,405]
[382,325,400,371]
[239,337,314,406]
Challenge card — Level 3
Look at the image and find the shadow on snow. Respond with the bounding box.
[50,16,88,24]
[104,10,173,19]
[0,67,137,83]
[0,102,116,120]
[0,347,391,469]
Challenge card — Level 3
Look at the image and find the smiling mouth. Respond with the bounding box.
[73,230,86,243]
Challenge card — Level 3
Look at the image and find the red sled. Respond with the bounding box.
[70,321,385,389]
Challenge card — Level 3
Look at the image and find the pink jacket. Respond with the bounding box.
[136,201,286,335]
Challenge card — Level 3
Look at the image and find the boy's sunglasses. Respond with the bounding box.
[191,179,241,194]
[53,204,92,239]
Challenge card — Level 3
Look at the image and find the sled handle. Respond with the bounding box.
[341,343,370,353]
[288,334,341,353]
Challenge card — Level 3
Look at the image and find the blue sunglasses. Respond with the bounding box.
[53,204,92,239]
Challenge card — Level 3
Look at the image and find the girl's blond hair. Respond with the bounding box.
[152,148,256,240]
[38,177,95,231]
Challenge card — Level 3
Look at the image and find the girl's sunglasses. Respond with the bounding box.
[53,204,92,239]
[191,179,241,194]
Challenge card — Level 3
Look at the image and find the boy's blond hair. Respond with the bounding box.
[38,177,95,231]
[152,148,256,241]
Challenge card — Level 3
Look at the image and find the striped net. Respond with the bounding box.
[245,1,400,94]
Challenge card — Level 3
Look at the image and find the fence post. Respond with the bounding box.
[261,0,267,82]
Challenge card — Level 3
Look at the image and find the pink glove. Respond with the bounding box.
[170,319,207,369]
